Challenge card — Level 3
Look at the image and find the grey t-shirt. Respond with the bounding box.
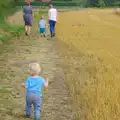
[23,6,33,15]
[23,6,33,21]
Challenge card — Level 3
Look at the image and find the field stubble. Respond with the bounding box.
[56,9,120,120]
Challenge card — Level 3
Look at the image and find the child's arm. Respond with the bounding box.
[38,25,40,31]
[38,21,40,31]
[44,78,49,88]
[45,20,47,28]
[46,24,49,28]
[22,83,28,89]
[22,78,29,89]
[48,10,50,21]
[56,10,58,22]
[45,23,47,28]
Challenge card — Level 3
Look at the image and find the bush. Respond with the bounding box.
[17,1,77,6]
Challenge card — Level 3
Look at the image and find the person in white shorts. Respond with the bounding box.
[48,4,58,37]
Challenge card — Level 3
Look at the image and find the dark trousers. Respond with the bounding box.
[49,20,56,37]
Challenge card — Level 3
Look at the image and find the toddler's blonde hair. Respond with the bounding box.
[29,62,41,74]
[41,15,44,19]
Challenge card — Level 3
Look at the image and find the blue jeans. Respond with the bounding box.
[49,20,56,37]
[26,92,42,120]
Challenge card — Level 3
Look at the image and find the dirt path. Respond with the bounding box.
[0,12,74,120]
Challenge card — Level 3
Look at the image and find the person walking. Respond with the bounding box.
[23,2,33,35]
[48,4,58,37]
[39,15,47,37]
[22,62,49,120]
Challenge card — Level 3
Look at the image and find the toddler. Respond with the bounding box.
[23,62,48,120]
[39,15,47,37]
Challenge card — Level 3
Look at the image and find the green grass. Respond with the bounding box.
[7,25,24,37]
[0,73,9,79]
[0,35,12,43]
[34,10,48,22]
[0,18,24,43]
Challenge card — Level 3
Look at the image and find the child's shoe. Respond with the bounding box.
[34,118,40,120]
[44,33,47,38]
[26,115,31,118]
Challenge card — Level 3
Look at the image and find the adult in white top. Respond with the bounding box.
[48,4,58,37]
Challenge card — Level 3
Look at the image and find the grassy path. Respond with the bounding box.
[0,12,74,120]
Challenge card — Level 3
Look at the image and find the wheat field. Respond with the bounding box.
[56,9,120,120]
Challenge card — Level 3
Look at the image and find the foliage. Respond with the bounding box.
[17,1,77,6]
[98,0,106,7]
[0,0,24,43]
[16,0,120,7]
[75,0,88,8]
[0,0,118,8]
[0,0,19,17]
[0,19,24,42]
[34,10,48,22]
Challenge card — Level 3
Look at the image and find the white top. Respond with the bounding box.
[48,8,57,21]
[39,19,46,28]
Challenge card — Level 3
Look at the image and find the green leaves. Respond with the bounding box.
[98,0,105,7]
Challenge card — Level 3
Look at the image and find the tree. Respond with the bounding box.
[0,0,19,16]
[87,0,99,7]
[75,0,87,8]
[104,0,116,6]
[98,0,105,7]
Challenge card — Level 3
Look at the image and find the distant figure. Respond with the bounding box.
[39,15,47,37]
[22,62,49,120]
[23,2,33,35]
[48,4,58,37]
[48,0,52,6]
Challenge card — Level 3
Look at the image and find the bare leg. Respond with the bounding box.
[27,26,31,35]
[41,34,43,37]
[25,26,28,35]
[43,32,46,37]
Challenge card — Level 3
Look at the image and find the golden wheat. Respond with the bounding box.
[57,9,120,120]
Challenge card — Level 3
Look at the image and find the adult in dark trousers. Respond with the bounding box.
[23,2,33,35]
[48,4,58,37]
